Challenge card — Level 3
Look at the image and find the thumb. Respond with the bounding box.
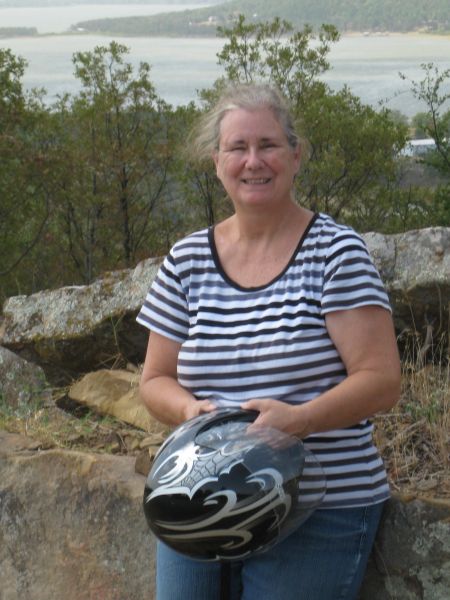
[241,399,263,412]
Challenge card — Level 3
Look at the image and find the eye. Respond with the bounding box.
[260,141,277,150]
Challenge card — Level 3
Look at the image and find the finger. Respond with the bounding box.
[241,399,264,412]
[198,400,217,412]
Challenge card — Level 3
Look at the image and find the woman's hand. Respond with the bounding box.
[243,307,401,438]
[241,398,311,438]
[183,399,217,421]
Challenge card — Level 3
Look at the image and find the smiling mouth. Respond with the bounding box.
[242,178,271,184]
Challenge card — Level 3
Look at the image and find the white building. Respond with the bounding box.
[400,138,437,157]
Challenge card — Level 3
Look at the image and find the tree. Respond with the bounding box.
[411,111,433,139]
[169,103,232,230]
[50,42,174,282]
[387,109,409,129]
[0,48,26,125]
[0,49,54,297]
[401,63,450,174]
[401,63,450,226]
[201,15,407,229]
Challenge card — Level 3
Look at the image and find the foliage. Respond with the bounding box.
[0,42,182,297]
[1,19,450,301]
[49,42,174,280]
[0,48,55,295]
[387,109,409,129]
[401,63,450,174]
[72,0,450,36]
[411,111,433,139]
[400,63,450,225]
[203,16,407,228]
[168,103,232,229]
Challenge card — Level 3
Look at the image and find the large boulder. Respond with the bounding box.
[365,227,450,335]
[0,346,52,410]
[0,431,155,600]
[1,227,450,380]
[0,257,161,382]
[1,431,448,600]
[67,368,153,431]
[66,367,171,471]
[360,495,450,599]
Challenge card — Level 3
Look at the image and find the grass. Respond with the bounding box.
[373,333,450,498]
[1,347,449,499]
[0,386,154,455]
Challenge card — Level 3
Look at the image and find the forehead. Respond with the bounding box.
[219,107,285,141]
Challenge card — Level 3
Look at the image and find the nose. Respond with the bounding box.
[244,146,263,168]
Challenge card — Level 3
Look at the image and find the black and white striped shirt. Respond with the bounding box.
[137,213,392,508]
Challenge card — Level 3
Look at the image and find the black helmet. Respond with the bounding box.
[143,408,325,561]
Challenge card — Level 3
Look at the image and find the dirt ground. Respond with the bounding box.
[4,390,448,502]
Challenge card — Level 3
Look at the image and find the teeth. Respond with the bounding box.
[243,178,270,184]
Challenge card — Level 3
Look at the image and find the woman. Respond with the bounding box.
[137,83,401,600]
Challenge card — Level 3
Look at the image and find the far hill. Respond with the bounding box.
[72,0,450,36]
[0,27,38,37]
[0,0,219,5]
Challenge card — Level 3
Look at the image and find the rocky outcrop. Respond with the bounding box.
[0,431,156,600]
[1,430,448,600]
[0,257,161,382]
[67,368,171,469]
[364,227,450,336]
[0,346,52,409]
[2,227,450,382]
[360,495,450,599]
[68,368,151,431]
[1,228,449,599]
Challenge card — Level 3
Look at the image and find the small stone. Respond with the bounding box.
[140,435,165,449]
[135,449,153,476]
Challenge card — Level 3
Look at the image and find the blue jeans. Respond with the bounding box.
[155,502,385,600]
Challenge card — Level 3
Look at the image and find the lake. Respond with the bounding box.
[1,4,450,117]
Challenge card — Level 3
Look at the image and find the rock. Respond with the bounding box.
[0,346,52,410]
[135,435,167,475]
[2,228,450,379]
[1,430,449,600]
[134,448,154,477]
[0,257,161,382]
[0,430,156,600]
[365,228,450,336]
[360,495,450,600]
[67,368,155,431]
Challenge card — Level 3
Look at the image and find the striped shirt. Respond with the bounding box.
[137,213,391,508]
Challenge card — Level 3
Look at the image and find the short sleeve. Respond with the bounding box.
[136,250,189,343]
[321,229,391,315]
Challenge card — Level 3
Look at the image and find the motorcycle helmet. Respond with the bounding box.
[143,408,325,561]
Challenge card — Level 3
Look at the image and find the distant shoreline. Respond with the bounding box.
[343,30,450,39]
[2,29,450,41]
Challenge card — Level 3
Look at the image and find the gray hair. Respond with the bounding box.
[189,83,301,163]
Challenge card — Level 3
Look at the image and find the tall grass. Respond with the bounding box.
[374,330,450,496]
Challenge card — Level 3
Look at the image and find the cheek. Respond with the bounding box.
[215,162,224,183]
[215,158,236,183]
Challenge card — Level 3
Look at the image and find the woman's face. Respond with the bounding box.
[213,107,301,212]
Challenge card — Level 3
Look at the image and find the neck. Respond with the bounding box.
[228,202,310,244]
[213,203,314,288]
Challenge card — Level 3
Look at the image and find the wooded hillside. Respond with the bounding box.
[73,0,450,36]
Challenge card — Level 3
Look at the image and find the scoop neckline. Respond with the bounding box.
[208,212,319,292]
